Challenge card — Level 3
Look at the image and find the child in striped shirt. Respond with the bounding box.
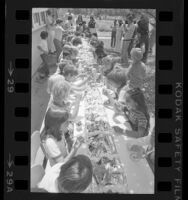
[113,88,150,138]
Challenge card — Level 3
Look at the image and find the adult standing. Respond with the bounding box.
[53,19,65,58]
[88,15,97,34]
[121,14,136,66]
[149,18,156,55]
[135,14,150,63]
[114,20,124,53]
[46,10,56,53]
[111,19,117,48]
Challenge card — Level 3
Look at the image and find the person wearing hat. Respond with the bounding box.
[121,13,137,67]
[118,48,146,102]
[53,18,65,58]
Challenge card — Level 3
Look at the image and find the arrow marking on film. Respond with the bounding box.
[8,61,14,77]
[7,153,14,168]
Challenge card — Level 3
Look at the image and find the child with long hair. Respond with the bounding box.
[102,70,127,109]
[112,88,150,138]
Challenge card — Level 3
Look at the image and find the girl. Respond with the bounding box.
[111,19,117,48]
[88,15,97,34]
[121,14,136,66]
[114,19,124,53]
[112,88,150,138]
[41,113,85,167]
[53,19,65,58]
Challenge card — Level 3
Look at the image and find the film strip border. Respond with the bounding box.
[4,7,183,200]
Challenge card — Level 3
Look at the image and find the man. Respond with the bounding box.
[135,14,150,64]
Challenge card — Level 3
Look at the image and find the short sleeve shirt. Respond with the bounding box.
[38,162,63,192]
[39,39,49,53]
[45,137,62,158]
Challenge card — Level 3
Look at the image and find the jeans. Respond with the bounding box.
[111,32,116,48]
[136,34,149,63]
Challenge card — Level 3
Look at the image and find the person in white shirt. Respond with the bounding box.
[37,31,49,54]
[38,154,93,193]
[37,31,50,77]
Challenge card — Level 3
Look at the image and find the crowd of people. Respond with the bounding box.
[37,10,155,79]
[32,10,155,193]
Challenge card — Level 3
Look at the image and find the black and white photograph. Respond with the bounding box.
[31,8,155,194]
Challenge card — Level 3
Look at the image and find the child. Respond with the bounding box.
[38,155,93,193]
[101,55,121,76]
[112,88,150,138]
[71,36,82,46]
[76,23,84,34]
[95,40,107,63]
[118,48,146,103]
[61,64,89,93]
[47,73,65,94]
[59,45,78,64]
[37,31,50,78]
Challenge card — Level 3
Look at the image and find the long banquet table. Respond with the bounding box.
[33,38,154,194]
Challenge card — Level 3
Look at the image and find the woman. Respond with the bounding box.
[111,19,117,48]
[114,20,124,53]
[53,18,65,58]
[88,15,97,34]
[121,14,136,67]
[46,10,56,53]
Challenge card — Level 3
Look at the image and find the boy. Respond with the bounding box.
[37,31,50,78]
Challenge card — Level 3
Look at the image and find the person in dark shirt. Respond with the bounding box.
[135,14,150,63]
[88,15,97,34]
